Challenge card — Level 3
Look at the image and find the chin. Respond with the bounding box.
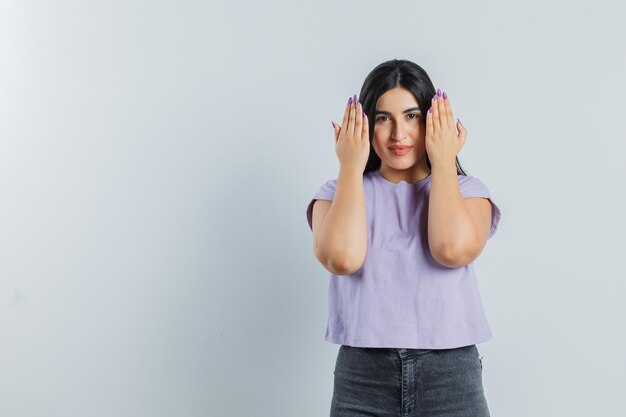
[385,160,417,171]
[384,154,425,169]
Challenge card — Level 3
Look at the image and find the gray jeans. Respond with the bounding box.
[330,344,490,417]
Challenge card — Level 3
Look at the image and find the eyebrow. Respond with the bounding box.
[374,107,422,115]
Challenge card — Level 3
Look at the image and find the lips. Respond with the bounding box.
[389,146,413,156]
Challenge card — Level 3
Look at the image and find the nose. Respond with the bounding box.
[391,124,407,142]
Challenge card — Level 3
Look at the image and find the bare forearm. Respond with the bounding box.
[427,163,478,261]
[316,168,367,274]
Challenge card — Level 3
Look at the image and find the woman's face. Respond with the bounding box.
[372,87,429,181]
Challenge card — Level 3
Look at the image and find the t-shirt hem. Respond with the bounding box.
[325,330,493,349]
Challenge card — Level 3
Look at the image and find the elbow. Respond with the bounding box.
[431,246,467,269]
[332,258,364,275]
[315,247,364,275]
[432,244,479,268]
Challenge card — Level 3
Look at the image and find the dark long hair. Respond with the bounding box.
[358,59,469,176]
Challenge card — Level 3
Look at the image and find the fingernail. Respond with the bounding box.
[362,112,365,119]
[348,97,352,105]
[331,121,335,128]
[429,107,433,113]
[353,94,357,103]
[434,95,437,101]
[437,89,442,96]
[442,91,447,100]
[457,118,462,124]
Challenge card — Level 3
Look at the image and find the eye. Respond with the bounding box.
[376,114,420,122]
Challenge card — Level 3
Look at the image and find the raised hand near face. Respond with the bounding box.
[332,94,370,173]
[425,89,466,168]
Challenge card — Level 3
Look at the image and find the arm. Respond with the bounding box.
[427,164,491,268]
[313,168,367,275]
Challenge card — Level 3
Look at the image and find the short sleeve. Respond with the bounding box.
[305,179,337,231]
[458,176,501,239]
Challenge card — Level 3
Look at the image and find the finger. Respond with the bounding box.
[361,110,369,141]
[442,90,454,129]
[339,97,351,142]
[355,99,363,140]
[457,119,466,146]
[432,95,440,134]
[332,121,340,142]
[436,88,448,129]
[426,100,434,137]
[348,95,356,138]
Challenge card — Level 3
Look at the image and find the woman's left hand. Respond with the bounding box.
[425,89,466,167]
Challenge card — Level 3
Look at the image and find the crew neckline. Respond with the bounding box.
[375,169,431,185]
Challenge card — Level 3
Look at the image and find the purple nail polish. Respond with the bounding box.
[442,91,447,100]
[349,97,352,105]
[331,121,334,128]
[362,112,365,119]
[429,107,433,113]
[457,118,462,124]
[437,89,442,97]
[353,94,357,103]
[434,95,437,101]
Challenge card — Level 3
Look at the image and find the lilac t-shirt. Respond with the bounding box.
[306,169,501,349]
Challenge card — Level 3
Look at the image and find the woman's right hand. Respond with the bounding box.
[332,95,370,173]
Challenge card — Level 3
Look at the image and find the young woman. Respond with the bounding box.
[306,59,501,417]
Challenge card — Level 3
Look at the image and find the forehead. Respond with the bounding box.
[375,87,418,110]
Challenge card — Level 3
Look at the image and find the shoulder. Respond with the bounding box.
[318,178,337,198]
[457,174,502,239]
[457,175,491,199]
[306,178,337,231]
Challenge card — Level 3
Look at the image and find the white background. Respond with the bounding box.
[1,1,624,416]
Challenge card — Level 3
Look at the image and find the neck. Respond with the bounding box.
[379,159,432,184]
